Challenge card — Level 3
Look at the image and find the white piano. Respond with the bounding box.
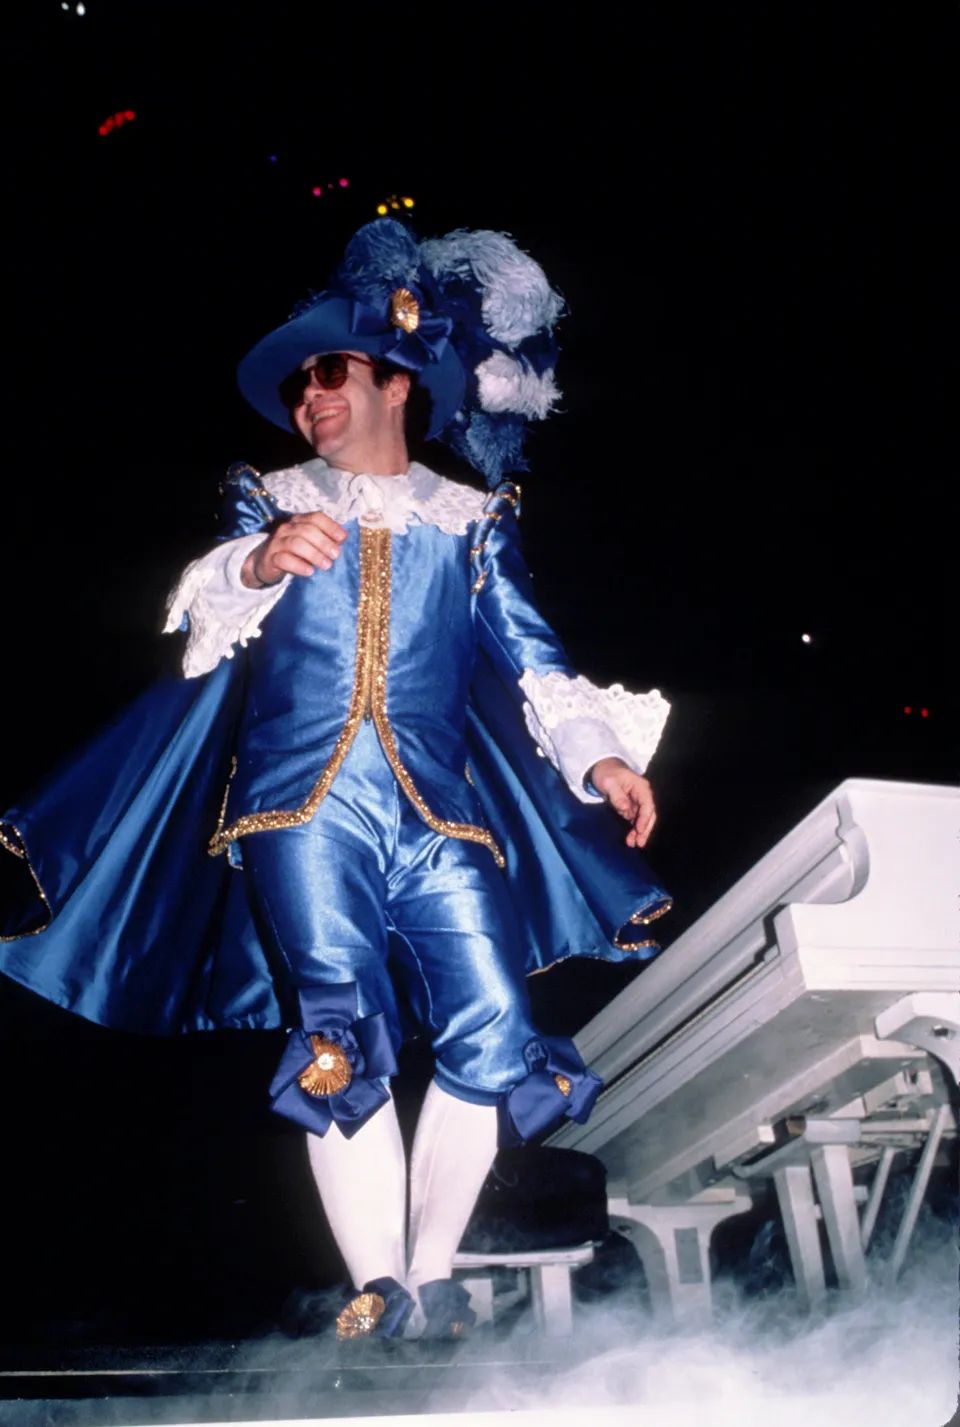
[550,778,959,1320]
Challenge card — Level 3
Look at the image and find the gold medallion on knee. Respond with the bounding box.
[298,1035,353,1097]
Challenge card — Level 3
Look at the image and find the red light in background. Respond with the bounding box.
[903,707,912,715]
[921,708,929,718]
[98,110,137,137]
[339,177,349,187]
[311,186,323,196]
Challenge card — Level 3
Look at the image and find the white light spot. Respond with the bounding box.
[801,632,812,644]
[76,1,86,12]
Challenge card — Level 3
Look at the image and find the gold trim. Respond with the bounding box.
[366,530,505,868]
[527,936,664,977]
[628,900,673,927]
[220,461,262,495]
[494,482,522,508]
[554,1073,572,1097]
[0,827,25,860]
[611,935,662,952]
[208,528,381,854]
[471,569,488,596]
[0,821,54,941]
[612,898,672,951]
[210,528,504,868]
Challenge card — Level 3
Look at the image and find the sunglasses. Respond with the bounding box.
[279,353,379,410]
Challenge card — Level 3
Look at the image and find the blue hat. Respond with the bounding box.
[237,218,564,486]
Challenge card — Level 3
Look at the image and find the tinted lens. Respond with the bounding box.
[278,368,311,410]
[278,353,351,410]
[312,353,350,388]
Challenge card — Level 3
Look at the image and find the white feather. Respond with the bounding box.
[420,230,563,346]
[475,353,561,419]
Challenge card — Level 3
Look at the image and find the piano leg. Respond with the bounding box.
[809,1143,868,1293]
[773,1164,827,1309]
[608,1190,752,1326]
[859,1146,896,1251]
[888,1101,952,1280]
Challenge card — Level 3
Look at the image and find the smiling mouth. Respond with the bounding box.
[309,407,346,425]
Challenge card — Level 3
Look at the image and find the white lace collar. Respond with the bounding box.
[262,459,487,537]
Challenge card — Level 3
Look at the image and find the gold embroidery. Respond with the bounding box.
[554,1073,572,1097]
[366,531,506,868]
[208,529,380,854]
[336,1291,386,1340]
[0,827,25,859]
[611,934,661,952]
[298,1035,353,1096]
[210,528,505,867]
[471,569,488,596]
[628,900,673,927]
[494,482,522,508]
[0,822,54,942]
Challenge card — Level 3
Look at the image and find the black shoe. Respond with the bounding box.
[335,1276,414,1341]
[417,1278,476,1340]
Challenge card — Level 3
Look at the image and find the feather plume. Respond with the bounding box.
[475,353,561,419]
[335,218,421,306]
[420,230,564,347]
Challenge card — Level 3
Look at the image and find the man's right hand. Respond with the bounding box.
[241,511,349,588]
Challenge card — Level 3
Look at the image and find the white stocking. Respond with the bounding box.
[305,1093,407,1290]
[407,1079,498,1295]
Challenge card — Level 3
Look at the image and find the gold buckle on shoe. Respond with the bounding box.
[335,1290,386,1340]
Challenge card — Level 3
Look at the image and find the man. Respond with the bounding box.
[1,219,671,1341]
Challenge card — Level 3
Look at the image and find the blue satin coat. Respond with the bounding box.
[0,467,670,1036]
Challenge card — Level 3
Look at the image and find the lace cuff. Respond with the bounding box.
[518,670,670,804]
[162,535,290,678]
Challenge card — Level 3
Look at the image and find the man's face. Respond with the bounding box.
[290,350,408,466]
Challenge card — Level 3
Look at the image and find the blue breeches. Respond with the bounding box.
[242,720,536,1105]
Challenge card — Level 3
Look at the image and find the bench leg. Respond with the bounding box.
[529,1262,575,1336]
[458,1273,494,1326]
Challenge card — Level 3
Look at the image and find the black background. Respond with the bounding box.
[1,1,955,1349]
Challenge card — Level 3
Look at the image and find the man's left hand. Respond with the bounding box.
[588,758,657,849]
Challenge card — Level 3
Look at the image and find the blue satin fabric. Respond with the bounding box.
[0,466,670,1052]
[231,518,478,820]
[0,660,283,1033]
[269,981,398,1138]
[243,719,538,1106]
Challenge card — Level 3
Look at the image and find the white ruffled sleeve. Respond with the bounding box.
[162,534,290,679]
[518,671,671,804]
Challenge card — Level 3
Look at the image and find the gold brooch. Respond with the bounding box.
[554,1073,572,1097]
[389,287,420,333]
[298,1035,353,1097]
[335,1290,386,1340]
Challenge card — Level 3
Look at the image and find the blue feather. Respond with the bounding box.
[336,218,420,306]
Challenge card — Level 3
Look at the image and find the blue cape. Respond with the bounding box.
[0,650,670,1036]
